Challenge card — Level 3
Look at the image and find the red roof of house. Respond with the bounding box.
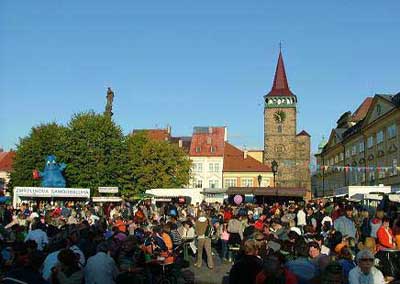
[132,129,171,141]
[189,127,225,157]
[352,97,373,121]
[0,152,16,172]
[146,129,170,141]
[297,130,311,137]
[266,51,294,97]
[223,143,271,172]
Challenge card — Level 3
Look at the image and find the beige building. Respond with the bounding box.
[263,51,311,198]
[247,150,264,163]
[223,143,272,188]
[314,93,400,196]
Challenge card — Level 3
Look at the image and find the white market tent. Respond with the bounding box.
[334,185,391,200]
[13,186,90,207]
[145,188,204,204]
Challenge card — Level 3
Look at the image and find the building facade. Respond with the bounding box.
[263,51,311,197]
[314,93,400,196]
[223,143,272,188]
[189,127,226,189]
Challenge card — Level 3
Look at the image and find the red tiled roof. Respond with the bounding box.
[146,129,170,141]
[266,51,295,97]
[223,143,271,172]
[297,130,311,137]
[0,152,16,172]
[352,97,373,121]
[189,127,225,157]
[170,137,192,153]
[132,129,171,141]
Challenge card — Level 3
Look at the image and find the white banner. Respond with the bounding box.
[14,187,90,198]
[92,196,122,203]
[98,187,119,193]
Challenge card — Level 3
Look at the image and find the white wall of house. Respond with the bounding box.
[0,171,10,185]
[189,156,223,189]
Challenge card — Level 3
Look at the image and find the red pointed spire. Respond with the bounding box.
[266,51,294,97]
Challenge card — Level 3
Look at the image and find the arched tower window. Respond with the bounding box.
[277,125,282,133]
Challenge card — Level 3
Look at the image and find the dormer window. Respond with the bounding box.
[207,137,212,144]
[376,104,382,115]
[195,146,201,153]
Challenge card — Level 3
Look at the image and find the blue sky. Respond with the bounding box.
[0,1,399,152]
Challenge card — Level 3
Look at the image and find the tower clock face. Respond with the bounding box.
[274,110,286,123]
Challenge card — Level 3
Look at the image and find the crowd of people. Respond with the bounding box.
[0,196,399,284]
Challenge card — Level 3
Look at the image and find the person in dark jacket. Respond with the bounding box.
[229,239,263,284]
[3,244,47,284]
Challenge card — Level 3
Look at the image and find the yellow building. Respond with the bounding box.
[247,150,264,164]
[223,143,273,188]
[314,93,400,196]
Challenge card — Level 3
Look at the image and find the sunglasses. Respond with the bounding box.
[360,258,374,262]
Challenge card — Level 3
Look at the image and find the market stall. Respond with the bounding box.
[13,186,90,207]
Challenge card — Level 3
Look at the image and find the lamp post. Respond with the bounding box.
[271,160,278,200]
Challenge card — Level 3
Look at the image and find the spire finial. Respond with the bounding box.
[104,87,114,117]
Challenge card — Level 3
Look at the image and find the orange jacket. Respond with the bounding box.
[377,226,395,249]
[114,220,127,233]
[161,232,174,264]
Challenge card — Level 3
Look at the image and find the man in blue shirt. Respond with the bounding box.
[286,240,318,284]
[334,205,356,239]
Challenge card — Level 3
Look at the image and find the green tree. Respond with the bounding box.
[9,123,69,188]
[64,111,127,196]
[123,132,192,196]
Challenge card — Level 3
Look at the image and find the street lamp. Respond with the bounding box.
[271,160,278,201]
[271,160,278,187]
[257,174,262,187]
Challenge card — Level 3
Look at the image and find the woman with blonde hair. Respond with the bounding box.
[229,239,263,284]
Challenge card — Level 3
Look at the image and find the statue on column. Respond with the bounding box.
[104,87,114,117]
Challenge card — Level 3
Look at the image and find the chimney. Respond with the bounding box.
[178,139,183,148]
[166,125,171,135]
[244,150,248,159]
[208,127,213,134]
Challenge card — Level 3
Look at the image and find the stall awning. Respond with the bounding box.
[226,187,307,197]
[201,188,227,194]
[92,196,122,203]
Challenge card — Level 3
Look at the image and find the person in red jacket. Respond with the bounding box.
[376,217,396,249]
[224,208,233,222]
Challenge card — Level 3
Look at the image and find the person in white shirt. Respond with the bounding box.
[41,229,85,281]
[296,206,306,233]
[24,218,48,251]
[349,249,385,284]
[85,242,118,284]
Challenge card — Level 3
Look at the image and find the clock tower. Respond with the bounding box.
[264,51,311,196]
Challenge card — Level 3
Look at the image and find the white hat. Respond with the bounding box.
[198,216,207,222]
[289,227,302,236]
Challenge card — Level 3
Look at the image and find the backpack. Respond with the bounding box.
[205,224,214,238]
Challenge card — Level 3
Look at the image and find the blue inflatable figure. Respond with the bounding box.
[34,155,67,187]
